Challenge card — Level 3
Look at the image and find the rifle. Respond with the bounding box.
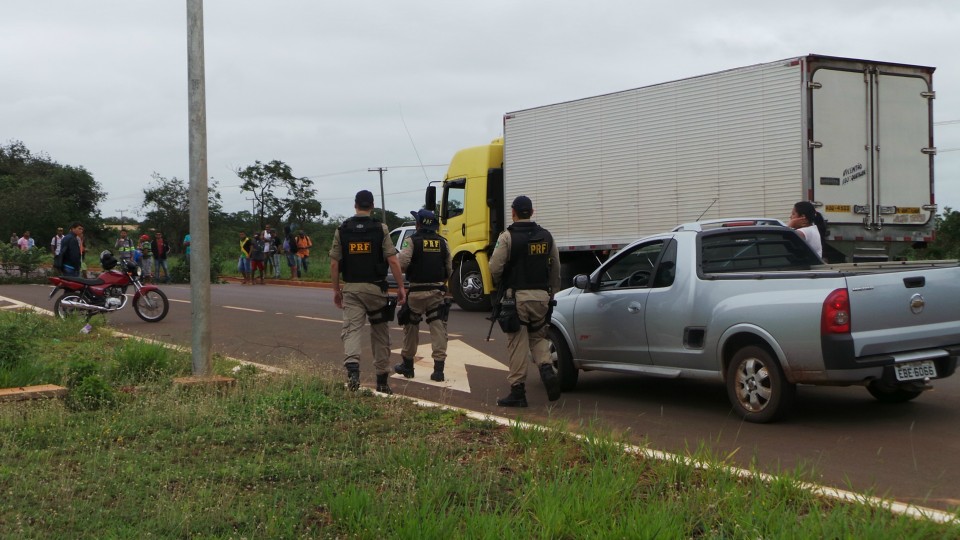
[485,285,506,341]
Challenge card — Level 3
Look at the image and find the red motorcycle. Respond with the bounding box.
[48,250,169,322]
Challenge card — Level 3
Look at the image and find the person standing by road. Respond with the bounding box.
[59,222,84,277]
[50,227,64,270]
[284,233,300,279]
[296,230,313,274]
[489,195,562,407]
[138,234,154,283]
[114,229,135,263]
[330,189,407,394]
[788,201,827,260]
[238,231,252,284]
[394,209,452,382]
[17,231,34,251]
[250,233,266,284]
[183,232,191,263]
[152,232,171,283]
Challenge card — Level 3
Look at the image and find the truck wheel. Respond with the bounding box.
[866,381,923,403]
[548,326,578,391]
[726,345,795,423]
[451,259,491,312]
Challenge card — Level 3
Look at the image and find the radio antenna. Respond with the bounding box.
[400,106,430,181]
[696,198,719,221]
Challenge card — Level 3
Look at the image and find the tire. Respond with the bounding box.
[867,381,923,403]
[53,293,84,320]
[726,345,795,423]
[451,258,491,312]
[133,289,169,322]
[548,326,578,391]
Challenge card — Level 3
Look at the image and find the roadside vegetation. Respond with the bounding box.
[1,309,957,538]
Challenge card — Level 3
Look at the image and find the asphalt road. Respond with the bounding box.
[2,281,959,513]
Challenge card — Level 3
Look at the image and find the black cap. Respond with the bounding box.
[410,209,439,230]
[511,195,533,214]
[355,190,375,209]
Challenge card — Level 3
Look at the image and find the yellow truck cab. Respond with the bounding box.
[426,138,504,311]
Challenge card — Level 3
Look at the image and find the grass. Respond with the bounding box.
[1,309,959,538]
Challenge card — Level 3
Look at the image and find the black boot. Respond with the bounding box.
[430,361,445,382]
[539,364,561,402]
[346,364,360,391]
[497,383,528,408]
[393,357,415,378]
[376,373,393,395]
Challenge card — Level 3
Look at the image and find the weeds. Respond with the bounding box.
[1,309,958,538]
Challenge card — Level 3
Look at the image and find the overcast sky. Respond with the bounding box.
[3,1,959,224]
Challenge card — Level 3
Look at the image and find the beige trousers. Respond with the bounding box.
[341,291,391,374]
[506,298,551,386]
[401,289,448,361]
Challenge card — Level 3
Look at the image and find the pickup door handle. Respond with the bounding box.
[903,276,925,288]
[627,302,642,314]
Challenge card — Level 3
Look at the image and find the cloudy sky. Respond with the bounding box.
[3,1,960,223]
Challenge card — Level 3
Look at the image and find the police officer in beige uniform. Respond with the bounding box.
[394,209,453,382]
[489,195,562,407]
[330,190,407,394]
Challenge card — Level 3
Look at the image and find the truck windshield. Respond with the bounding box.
[700,230,823,273]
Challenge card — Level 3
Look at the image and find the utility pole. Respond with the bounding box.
[368,167,387,222]
[116,209,125,230]
[187,0,212,376]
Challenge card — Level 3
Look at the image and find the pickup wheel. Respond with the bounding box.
[866,381,923,403]
[452,259,491,312]
[548,326,578,391]
[726,345,795,423]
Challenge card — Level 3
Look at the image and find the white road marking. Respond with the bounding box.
[223,305,265,313]
[169,299,191,304]
[389,339,506,393]
[297,315,342,323]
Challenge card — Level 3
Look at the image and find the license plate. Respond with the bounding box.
[894,360,937,381]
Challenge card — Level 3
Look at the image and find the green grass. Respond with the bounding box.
[1,309,959,538]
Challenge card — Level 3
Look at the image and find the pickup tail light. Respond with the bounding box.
[821,288,851,334]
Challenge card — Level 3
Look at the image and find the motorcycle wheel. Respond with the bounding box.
[134,289,169,322]
[53,293,85,320]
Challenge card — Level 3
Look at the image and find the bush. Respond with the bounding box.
[64,358,117,411]
[111,340,179,384]
[170,251,225,283]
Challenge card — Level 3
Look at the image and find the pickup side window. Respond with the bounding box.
[700,230,821,273]
[597,240,667,290]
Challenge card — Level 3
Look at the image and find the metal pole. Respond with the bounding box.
[368,167,387,221]
[187,0,212,376]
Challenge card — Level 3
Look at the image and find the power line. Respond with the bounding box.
[935,119,960,126]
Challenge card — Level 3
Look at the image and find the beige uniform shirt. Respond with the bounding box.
[329,219,397,294]
[489,219,561,301]
[398,231,453,287]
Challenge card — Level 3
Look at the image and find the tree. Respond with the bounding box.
[140,173,223,254]
[236,160,328,230]
[0,140,104,245]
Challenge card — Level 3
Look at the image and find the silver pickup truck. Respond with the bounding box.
[547,221,960,423]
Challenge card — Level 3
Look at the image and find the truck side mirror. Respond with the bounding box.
[425,186,437,212]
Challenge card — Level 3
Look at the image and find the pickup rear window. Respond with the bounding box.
[700,229,822,273]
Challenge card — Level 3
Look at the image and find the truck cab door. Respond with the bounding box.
[572,239,670,366]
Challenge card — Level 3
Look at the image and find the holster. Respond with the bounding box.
[397,303,414,326]
[426,298,452,323]
[497,297,521,333]
[367,295,397,324]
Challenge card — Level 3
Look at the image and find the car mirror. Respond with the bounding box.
[573,274,591,290]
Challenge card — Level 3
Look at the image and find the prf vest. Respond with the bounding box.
[406,231,449,284]
[338,216,387,283]
[506,221,553,292]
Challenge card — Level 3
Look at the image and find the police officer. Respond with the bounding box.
[489,195,562,407]
[394,209,453,382]
[330,190,407,394]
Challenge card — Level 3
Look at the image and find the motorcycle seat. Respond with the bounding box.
[59,276,105,286]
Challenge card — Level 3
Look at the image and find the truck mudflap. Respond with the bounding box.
[821,334,960,380]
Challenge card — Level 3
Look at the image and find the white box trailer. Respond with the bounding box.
[502,54,937,261]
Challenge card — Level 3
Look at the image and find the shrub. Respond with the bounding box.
[111,340,178,384]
